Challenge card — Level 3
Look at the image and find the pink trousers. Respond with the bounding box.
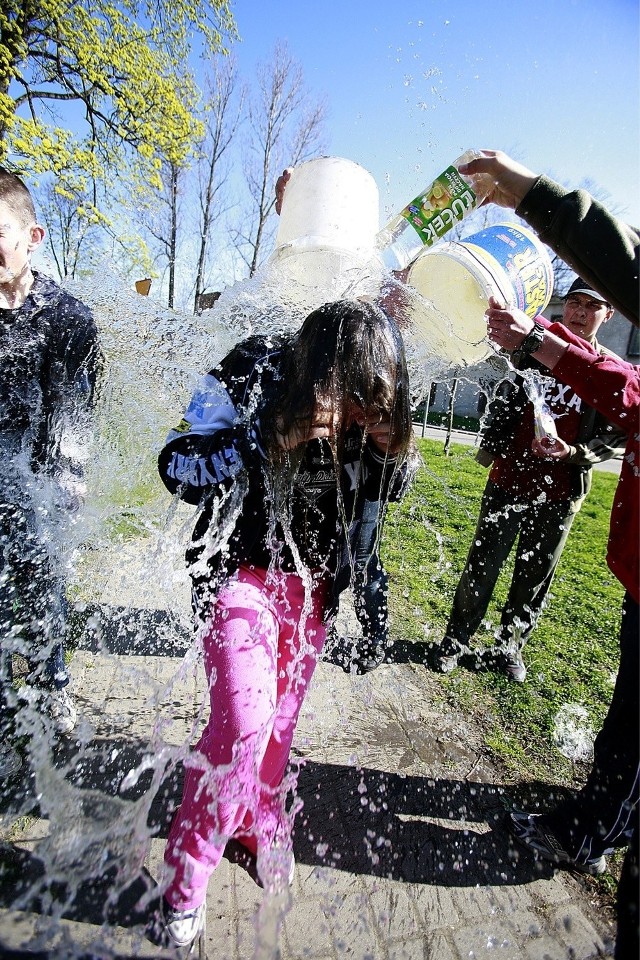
[163,565,328,909]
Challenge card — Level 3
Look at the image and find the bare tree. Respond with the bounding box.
[136,158,185,308]
[35,181,99,279]
[193,56,245,312]
[233,41,326,277]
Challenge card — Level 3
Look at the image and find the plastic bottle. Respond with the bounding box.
[375,149,492,271]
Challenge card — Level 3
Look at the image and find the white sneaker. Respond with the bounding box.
[0,743,23,778]
[162,898,205,948]
[46,688,77,735]
[257,845,296,891]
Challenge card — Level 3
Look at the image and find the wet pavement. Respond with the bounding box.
[0,535,617,959]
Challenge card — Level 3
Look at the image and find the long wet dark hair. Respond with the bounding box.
[261,299,412,464]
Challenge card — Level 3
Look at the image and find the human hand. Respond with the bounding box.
[376,272,411,326]
[349,406,403,456]
[275,167,293,216]
[485,296,534,351]
[367,418,404,455]
[457,150,538,210]
[531,435,571,461]
[275,406,336,451]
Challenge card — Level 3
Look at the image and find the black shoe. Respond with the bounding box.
[351,642,386,674]
[321,632,353,672]
[498,651,527,682]
[322,634,385,674]
[432,637,462,674]
[508,810,606,875]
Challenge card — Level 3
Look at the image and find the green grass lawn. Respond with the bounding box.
[383,438,624,787]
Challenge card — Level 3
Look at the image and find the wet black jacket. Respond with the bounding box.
[0,271,100,478]
[517,176,639,325]
[158,336,408,614]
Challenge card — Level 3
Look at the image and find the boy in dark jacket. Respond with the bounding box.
[0,168,100,777]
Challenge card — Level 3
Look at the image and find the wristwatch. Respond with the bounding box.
[517,320,545,356]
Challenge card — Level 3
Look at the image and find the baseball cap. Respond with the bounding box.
[566,277,611,305]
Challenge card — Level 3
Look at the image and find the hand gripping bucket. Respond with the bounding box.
[268,157,379,291]
[406,222,554,366]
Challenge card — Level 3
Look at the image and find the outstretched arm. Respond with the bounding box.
[486,297,640,433]
[459,150,640,324]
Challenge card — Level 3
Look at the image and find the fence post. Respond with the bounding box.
[444,377,459,456]
[421,383,431,437]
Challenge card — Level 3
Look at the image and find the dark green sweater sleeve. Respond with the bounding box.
[516,175,639,325]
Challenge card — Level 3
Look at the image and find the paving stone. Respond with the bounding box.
[523,935,579,960]
[200,909,237,959]
[325,891,382,958]
[233,860,266,913]
[367,882,422,940]
[450,885,500,922]
[424,930,459,960]
[452,920,527,959]
[501,910,548,941]
[296,864,362,897]
[486,885,535,918]
[410,883,459,930]
[529,874,576,907]
[387,937,427,959]
[551,904,611,958]
[283,896,334,957]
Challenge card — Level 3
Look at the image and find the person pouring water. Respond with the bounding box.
[461,147,638,960]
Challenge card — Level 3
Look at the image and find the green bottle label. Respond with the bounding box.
[401,165,478,246]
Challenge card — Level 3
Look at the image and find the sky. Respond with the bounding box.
[225,0,639,227]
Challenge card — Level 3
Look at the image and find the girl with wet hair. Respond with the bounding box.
[157,299,412,947]
[265,299,411,459]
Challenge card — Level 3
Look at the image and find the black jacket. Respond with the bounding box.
[517,176,639,325]
[0,271,100,479]
[158,336,409,615]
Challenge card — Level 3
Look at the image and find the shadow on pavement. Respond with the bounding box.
[0,601,570,956]
[68,602,192,658]
[0,737,565,929]
[322,634,505,674]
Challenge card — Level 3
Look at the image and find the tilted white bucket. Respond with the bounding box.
[268,157,379,290]
[406,222,554,366]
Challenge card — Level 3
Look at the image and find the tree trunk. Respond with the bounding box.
[168,163,178,308]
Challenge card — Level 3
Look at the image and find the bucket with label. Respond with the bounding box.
[405,222,554,366]
[268,156,379,293]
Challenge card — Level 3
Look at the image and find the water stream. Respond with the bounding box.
[0,253,598,958]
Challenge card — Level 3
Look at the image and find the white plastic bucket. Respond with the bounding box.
[406,222,554,366]
[269,157,379,290]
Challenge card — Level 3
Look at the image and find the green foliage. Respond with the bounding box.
[384,439,624,783]
[0,0,237,254]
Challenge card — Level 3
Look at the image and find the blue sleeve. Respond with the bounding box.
[158,372,262,505]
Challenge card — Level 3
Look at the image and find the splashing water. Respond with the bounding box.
[0,245,502,959]
[552,704,595,763]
